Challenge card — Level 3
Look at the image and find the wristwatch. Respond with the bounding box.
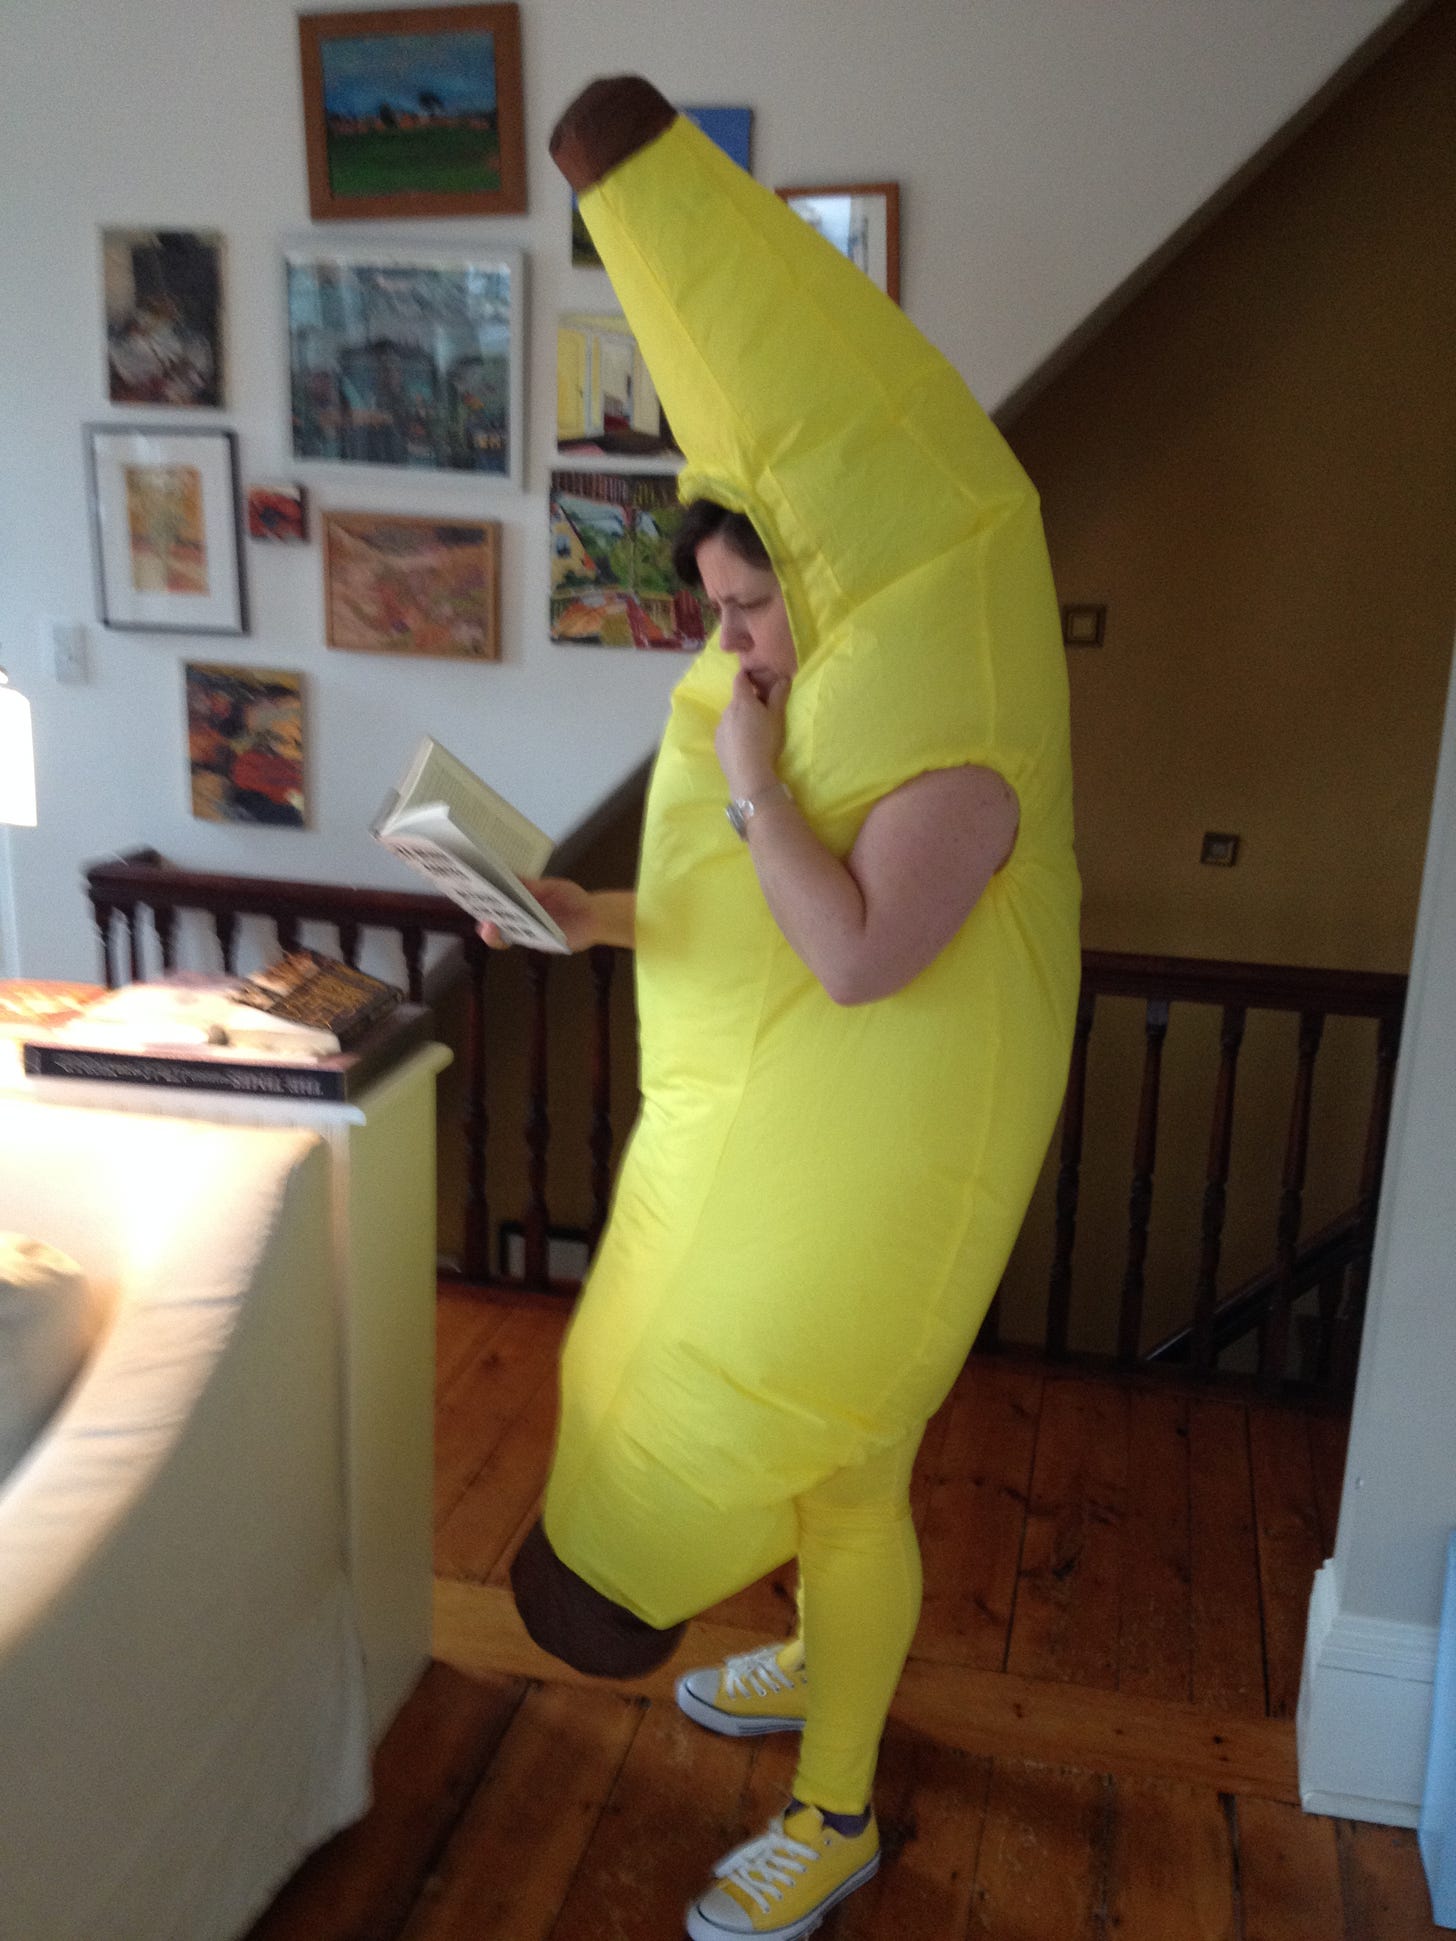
[725,780,793,840]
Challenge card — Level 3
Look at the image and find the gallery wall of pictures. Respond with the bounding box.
[77,1,906,832]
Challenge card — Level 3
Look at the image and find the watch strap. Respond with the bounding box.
[726,781,793,839]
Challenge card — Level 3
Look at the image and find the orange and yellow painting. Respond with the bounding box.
[323,513,499,659]
[186,662,306,827]
[125,463,208,595]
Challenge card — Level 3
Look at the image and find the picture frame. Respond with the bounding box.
[186,662,306,826]
[550,471,707,651]
[85,424,247,634]
[102,227,226,408]
[322,511,501,660]
[247,482,309,543]
[298,4,526,221]
[775,182,901,304]
[286,242,525,484]
[556,312,678,459]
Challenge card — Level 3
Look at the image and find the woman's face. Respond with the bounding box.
[695,533,798,698]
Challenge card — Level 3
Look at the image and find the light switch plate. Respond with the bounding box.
[46,618,90,685]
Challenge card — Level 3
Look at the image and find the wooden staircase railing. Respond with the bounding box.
[996,949,1405,1395]
[82,853,1405,1395]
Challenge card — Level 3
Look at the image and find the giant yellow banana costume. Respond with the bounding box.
[542,84,1081,1658]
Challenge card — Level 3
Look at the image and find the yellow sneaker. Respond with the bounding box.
[685,1804,880,1939]
[675,1639,808,1737]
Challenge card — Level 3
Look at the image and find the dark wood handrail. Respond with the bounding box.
[81,850,1407,1393]
[87,847,478,949]
[1145,1206,1365,1364]
[1081,948,1404,1017]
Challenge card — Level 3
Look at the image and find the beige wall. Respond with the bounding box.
[997,2,1456,1356]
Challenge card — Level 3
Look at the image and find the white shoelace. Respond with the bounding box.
[722,1643,800,1699]
[713,1817,818,1914]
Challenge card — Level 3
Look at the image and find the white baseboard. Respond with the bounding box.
[1297,1558,1438,1827]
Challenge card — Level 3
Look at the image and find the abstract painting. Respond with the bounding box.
[323,512,500,659]
[185,663,305,826]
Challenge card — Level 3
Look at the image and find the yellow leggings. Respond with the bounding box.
[788,1429,923,1814]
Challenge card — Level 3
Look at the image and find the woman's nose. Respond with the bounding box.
[720,612,749,652]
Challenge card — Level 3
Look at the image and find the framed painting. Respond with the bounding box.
[556,313,678,458]
[323,512,500,660]
[247,482,309,543]
[85,425,247,634]
[775,182,901,303]
[103,227,225,407]
[185,663,306,826]
[550,472,706,651]
[286,243,524,483]
[299,4,526,220]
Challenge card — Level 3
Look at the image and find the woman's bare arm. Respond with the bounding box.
[738,763,1018,1005]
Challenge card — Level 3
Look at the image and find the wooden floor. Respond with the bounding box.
[247,1286,1445,1941]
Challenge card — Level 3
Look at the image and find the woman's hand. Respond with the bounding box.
[477,876,599,952]
[715,669,790,798]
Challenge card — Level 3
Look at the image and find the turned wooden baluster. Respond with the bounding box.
[1191,1003,1247,1377]
[93,898,119,988]
[123,901,145,982]
[461,937,491,1283]
[213,911,239,974]
[335,918,361,968]
[1045,987,1096,1358]
[523,954,552,1289]
[399,924,425,1003]
[1261,1008,1325,1390]
[1332,1009,1401,1394]
[1118,997,1170,1366]
[588,947,616,1249]
[152,903,178,973]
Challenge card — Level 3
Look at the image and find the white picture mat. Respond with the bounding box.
[786,192,890,292]
[89,428,242,632]
[284,240,527,490]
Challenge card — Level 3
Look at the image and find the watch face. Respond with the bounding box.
[725,799,749,839]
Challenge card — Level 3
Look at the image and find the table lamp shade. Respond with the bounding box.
[0,675,37,827]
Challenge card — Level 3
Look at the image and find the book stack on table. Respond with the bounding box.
[18,954,432,1103]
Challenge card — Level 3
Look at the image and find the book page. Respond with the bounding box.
[379,833,569,952]
[394,739,553,880]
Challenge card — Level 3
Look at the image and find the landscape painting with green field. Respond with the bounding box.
[321,29,501,199]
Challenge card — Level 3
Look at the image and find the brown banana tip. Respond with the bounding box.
[549,74,677,194]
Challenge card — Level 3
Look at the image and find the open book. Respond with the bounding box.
[371,738,569,953]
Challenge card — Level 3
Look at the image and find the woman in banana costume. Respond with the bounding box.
[505,78,1081,1938]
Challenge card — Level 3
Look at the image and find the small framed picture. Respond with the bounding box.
[298,4,526,220]
[323,512,501,660]
[550,471,707,651]
[286,243,525,484]
[85,424,247,634]
[186,662,306,826]
[247,482,309,543]
[556,313,678,459]
[775,182,901,304]
[103,226,225,408]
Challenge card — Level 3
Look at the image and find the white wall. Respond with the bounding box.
[1298,638,1456,1827]
[0,0,1412,976]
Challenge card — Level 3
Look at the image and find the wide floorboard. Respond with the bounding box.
[247,1287,1444,1941]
